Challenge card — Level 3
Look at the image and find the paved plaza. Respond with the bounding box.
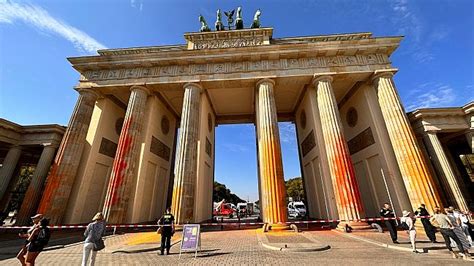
[0,228,472,265]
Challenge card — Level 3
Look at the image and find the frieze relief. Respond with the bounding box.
[193,37,264,50]
[80,54,389,81]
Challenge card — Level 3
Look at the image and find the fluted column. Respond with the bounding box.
[38,88,99,224]
[103,86,150,224]
[0,145,22,200]
[313,75,366,227]
[424,132,468,211]
[17,144,57,225]
[373,71,442,211]
[255,79,288,227]
[171,83,202,224]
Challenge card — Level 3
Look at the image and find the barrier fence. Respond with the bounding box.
[0,215,431,230]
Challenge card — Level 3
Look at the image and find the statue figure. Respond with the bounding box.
[235,6,243,29]
[198,14,210,32]
[251,9,261,28]
[215,9,224,31]
[224,9,235,30]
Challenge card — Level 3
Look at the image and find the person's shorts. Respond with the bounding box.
[27,243,43,252]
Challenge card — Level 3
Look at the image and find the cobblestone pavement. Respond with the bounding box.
[0,229,472,265]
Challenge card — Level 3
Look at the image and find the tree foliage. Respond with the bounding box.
[213,181,244,205]
[285,177,305,201]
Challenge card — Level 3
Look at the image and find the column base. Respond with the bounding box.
[336,221,372,232]
[263,223,291,232]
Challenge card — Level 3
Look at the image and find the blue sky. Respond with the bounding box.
[0,0,473,201]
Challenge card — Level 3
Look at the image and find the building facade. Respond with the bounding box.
[12,27,470,226]
[0,119,65,225]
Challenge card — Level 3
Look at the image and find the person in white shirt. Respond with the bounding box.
[400,210,418,253]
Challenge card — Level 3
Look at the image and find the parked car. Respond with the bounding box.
[288,201,307,218]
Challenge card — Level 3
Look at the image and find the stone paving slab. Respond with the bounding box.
[256,229,330,252]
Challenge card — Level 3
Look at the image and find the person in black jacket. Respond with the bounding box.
[158,208,175,255]
[414,204,437,243]
[380,203,398,244]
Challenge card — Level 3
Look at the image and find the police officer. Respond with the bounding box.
[414,203,437,243]
[158,208,175,255]
[380,203,398,244]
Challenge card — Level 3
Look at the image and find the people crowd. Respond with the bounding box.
[10,204,473,263]
[379,203,473,261]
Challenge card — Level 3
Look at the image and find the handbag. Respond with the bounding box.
[93,238,105,251]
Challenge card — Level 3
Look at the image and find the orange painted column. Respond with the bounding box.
[373,71,442,212]
[171,83,202,224]
[17,144,57,225]
[255,79,288,227]
[102,86,150,224]
[313,75,367,227]
[37,88,99,224]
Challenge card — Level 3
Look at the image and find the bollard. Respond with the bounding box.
[221,217,223,231]
[238,216,240,230]
[113,226,117,235]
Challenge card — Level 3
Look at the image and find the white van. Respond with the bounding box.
[288,201,307,218]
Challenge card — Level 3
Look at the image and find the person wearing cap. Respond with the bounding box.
[400,210,418,253]
[379,203,398,244]
[16,214,42,266]
[82,212,106,266]
[25,217,50,265]
[414,204,437,243]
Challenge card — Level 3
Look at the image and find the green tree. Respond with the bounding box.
[285,177,305,201]
[213,181,244,205]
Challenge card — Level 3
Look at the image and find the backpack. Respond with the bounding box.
[35,227,51,246]
[399,221,409,230]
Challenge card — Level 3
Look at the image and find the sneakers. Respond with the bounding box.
[412,250,419,253]
[392,240,400,244]
[451,252,458,259]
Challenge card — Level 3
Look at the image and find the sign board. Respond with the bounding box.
[179,224,201,258]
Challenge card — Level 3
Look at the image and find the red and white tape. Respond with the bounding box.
[0,216,431,230]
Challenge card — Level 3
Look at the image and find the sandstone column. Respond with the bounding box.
[313,75,366,227]
[255,78,288,228]
[0,145,22,200]
[171,83,202,224]
[37,88,99,224]
[424,132,468,210]
[17,144,57,225]
[103,86,150,224]
[373,71,442,211]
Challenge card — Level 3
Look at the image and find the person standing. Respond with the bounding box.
[431,207,471,260]
[24,217,50,266]
[17,214,42,266]
[82,212,106,266]
[158,208,175,255]
[447,208,471,252]
[380,203,398,244]
[414,204,437,243]
[400,210,418,253]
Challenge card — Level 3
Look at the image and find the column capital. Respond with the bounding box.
[371,69,398,84]
[130,85,151,95]
[183,82,204,93]
[312,75,333,86]
[256,78,275,88]
[76,87,101,99]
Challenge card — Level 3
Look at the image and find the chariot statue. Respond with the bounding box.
[199,14,210,32]
[251,9,261,28]
[235,6,243,29]
[224,9,235,30]
[215,9,224,31]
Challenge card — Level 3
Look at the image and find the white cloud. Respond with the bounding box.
[279,122,297,146]
[130,0,144,12]
[222,143,250,153]
[406,82,457,110]
[0,1,106,54]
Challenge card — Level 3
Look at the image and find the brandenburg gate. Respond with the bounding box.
[34,26,465,229]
